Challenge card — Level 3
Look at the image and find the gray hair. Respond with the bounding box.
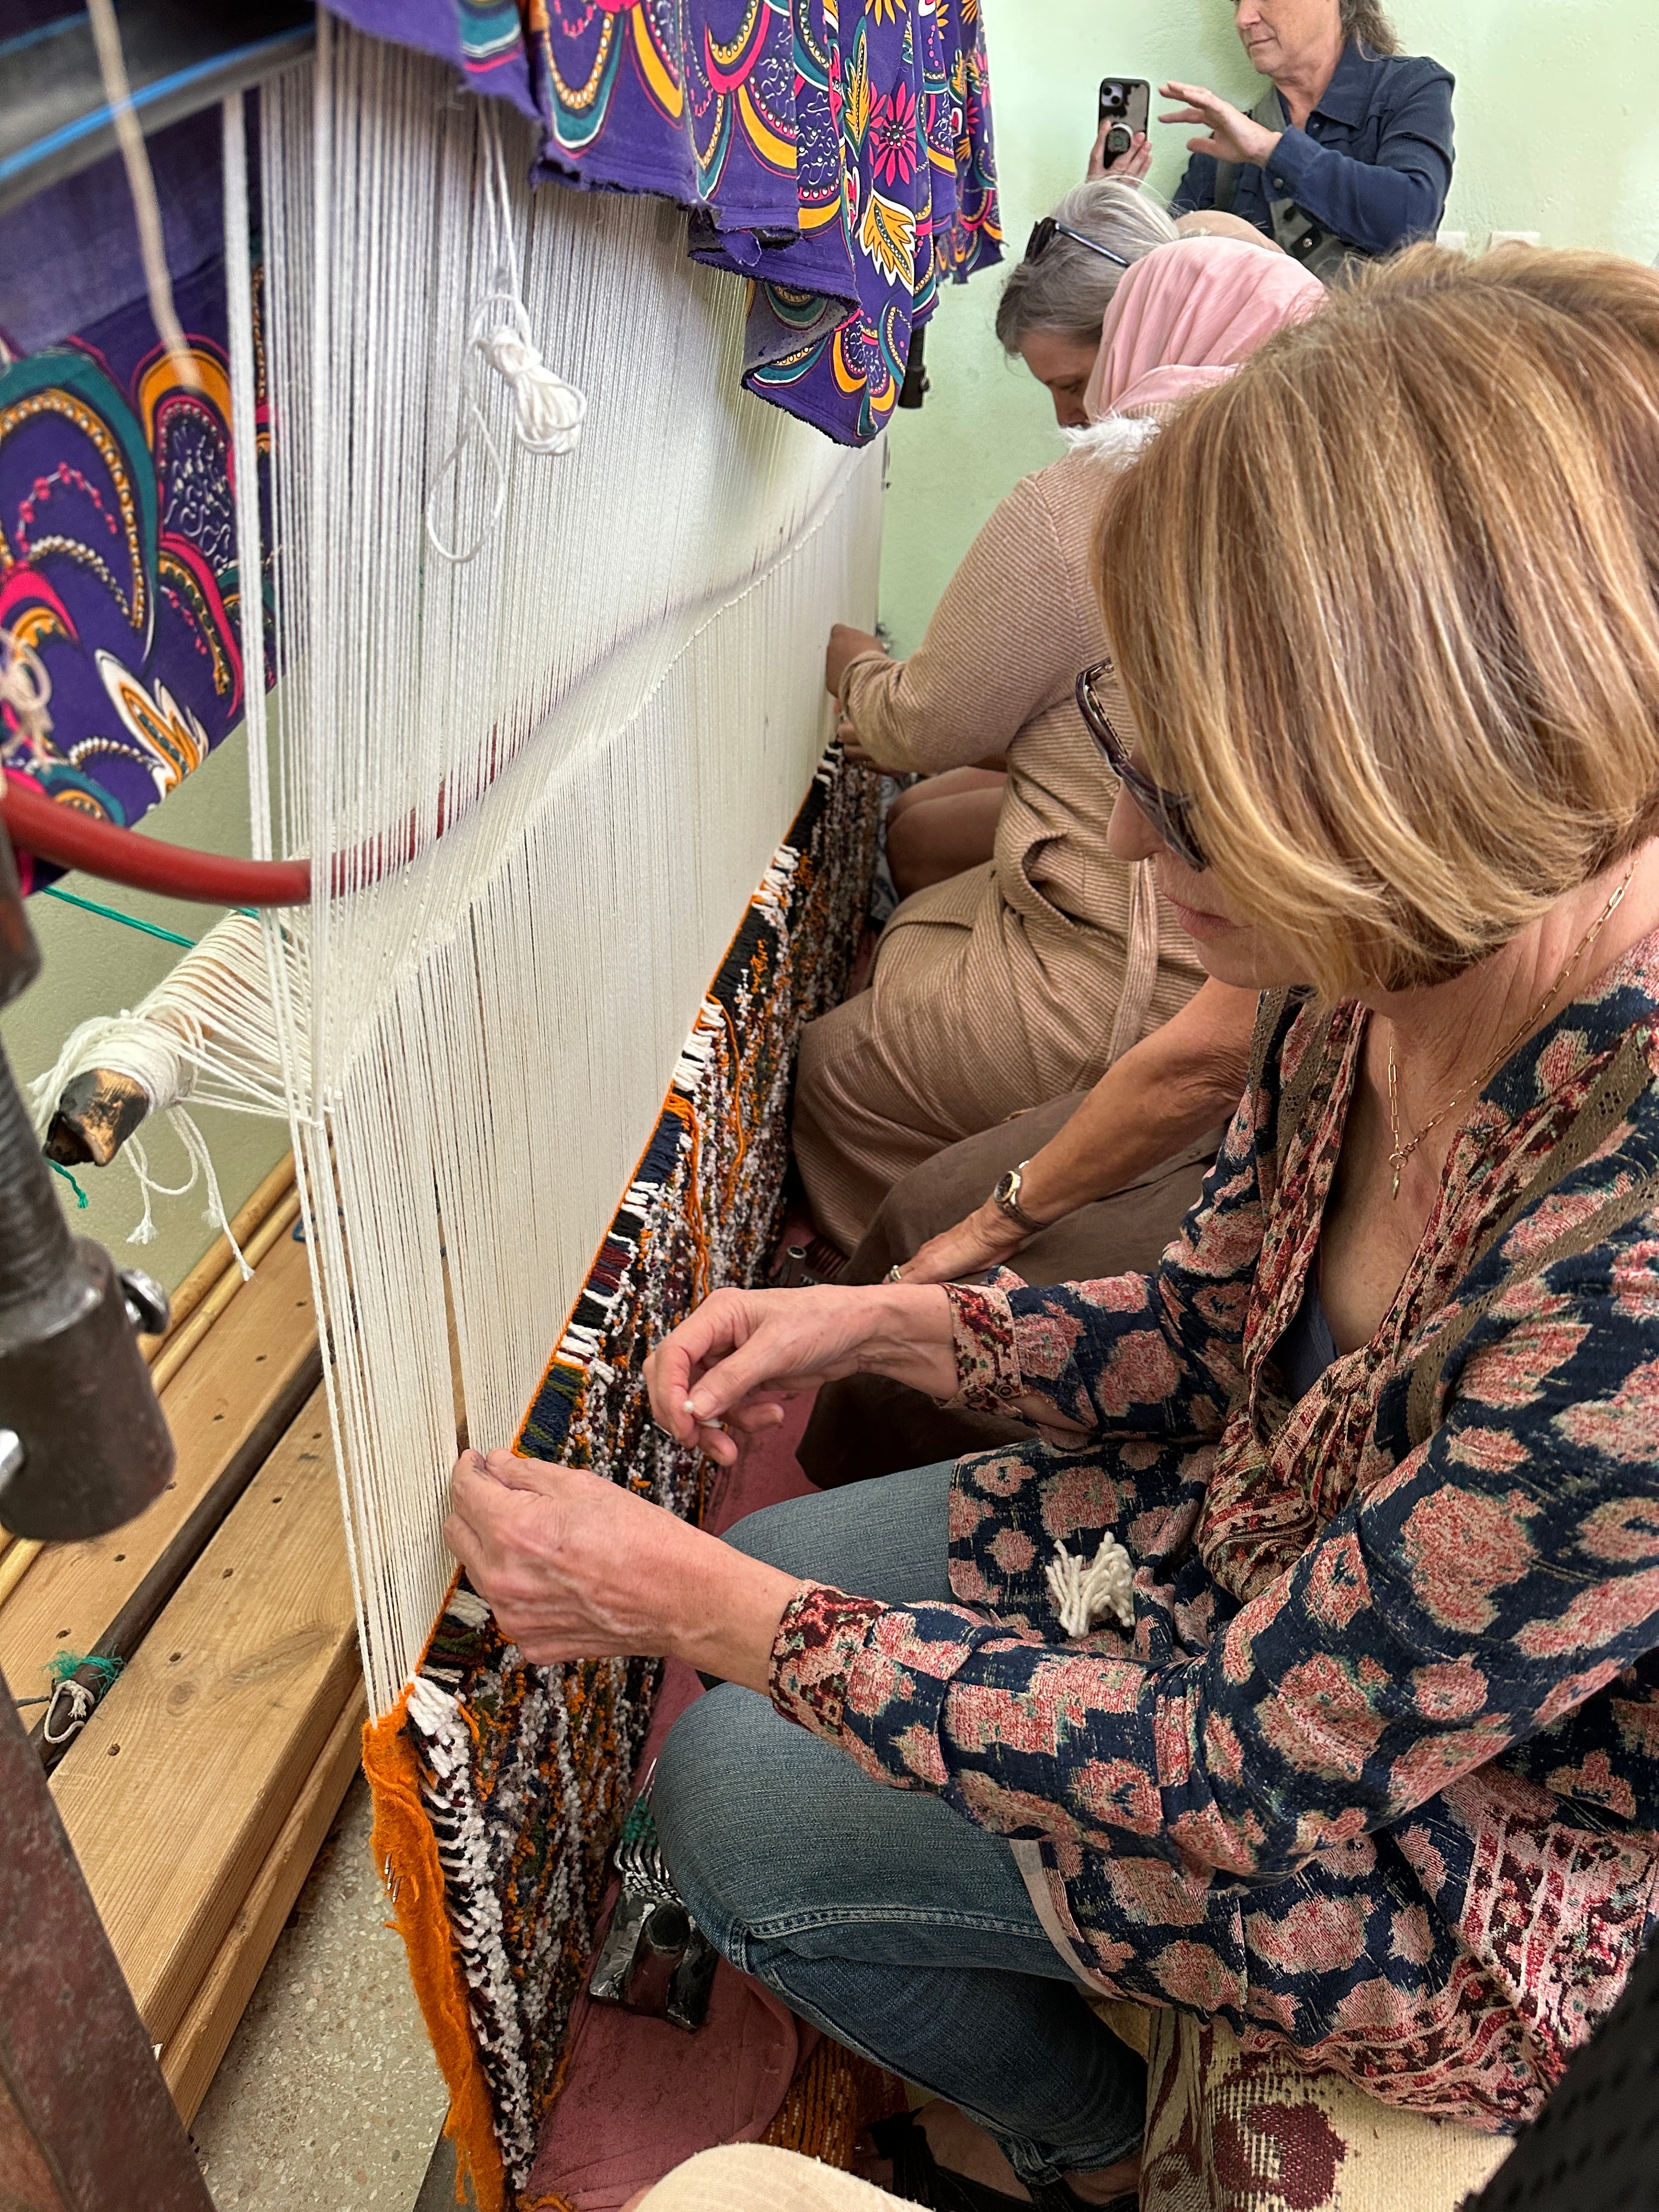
[994,180,1179,354]
[1341,0,1401,55]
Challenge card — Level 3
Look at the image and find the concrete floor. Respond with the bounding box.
[190,1773,450,2211]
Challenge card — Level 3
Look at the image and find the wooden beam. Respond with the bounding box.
[148,1186,303,1396]
[50,1381,360,2053]
[138,1153,298,1362]
[0,1223,320,1706]
[161,1687,366,2126]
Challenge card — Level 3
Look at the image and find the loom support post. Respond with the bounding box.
[0,826,209,2209]
[0,823,174,1543]
[0,1664,217,2212]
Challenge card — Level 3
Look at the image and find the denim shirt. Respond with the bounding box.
[1170,43,1455,258]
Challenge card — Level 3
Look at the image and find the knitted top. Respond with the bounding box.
[769,945,1659,2132]
[840,444,1205,1054]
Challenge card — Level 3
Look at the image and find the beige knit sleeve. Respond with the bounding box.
[838,469,1089,776]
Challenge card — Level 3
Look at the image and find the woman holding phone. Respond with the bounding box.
[1162,0,1454,279]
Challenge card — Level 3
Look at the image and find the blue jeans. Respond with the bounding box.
[652,1461,1147,2188]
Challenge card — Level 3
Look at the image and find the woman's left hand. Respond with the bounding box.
[1087,124,1153,183]
[825,622,887,701]
[1159,82,1281,170]
[443,1448,800,1688]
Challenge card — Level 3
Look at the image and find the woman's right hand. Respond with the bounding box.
[887,1197,1037,1286]
[836,713,876,768]
[645,1282,956,1464]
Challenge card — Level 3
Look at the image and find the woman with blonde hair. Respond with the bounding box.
[799,222,1322,1257]
[445,246,1659,2208]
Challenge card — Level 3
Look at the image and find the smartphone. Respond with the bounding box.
[1097,77,1151,165]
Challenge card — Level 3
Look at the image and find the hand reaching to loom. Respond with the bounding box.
[644,1282,958,1467]
[443,1448,802,1691]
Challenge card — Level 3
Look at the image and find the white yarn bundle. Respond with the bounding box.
[424,105,586,565]
[1046,1532,1137,1638]
[27,911,302,1274]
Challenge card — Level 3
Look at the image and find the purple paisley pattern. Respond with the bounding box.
[330,0,1002,445]
[0,247,266,892]
[768,941,1659,2131]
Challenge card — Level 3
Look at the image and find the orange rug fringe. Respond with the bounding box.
[761,2036,910,2170]
[364,1697,507,2212]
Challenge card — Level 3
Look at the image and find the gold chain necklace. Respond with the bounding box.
[1385,861,1637,1201]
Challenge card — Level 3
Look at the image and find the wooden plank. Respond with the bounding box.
[0,1222,320,1706]
[149,1187,303,1395]
[162,1686,366,2126]
[139,1152,298,1362]
[50,1382,359,2052]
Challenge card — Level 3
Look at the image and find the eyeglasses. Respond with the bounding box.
[1075,659,1207,871]
[1025,216,1131,270]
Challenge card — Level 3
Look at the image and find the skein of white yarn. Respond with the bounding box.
[476,302,587,458]
[424,104,586,565]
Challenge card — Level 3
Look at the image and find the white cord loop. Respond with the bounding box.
[1047,1533,1136,1638]
[0,623,53,758]
[42,1677,96,1748]
[425,106,585,565]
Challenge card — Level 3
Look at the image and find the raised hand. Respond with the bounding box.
[1159,82,1281,170]
[825,621,887,700]
[645,1281,957,1465]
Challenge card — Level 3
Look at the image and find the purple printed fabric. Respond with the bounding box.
[0,121,266,888]
[329,0,1003,445]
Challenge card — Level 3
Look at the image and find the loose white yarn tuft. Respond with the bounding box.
[1046,1533,1136,1638]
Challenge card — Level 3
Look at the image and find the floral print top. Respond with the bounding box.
[769,939,1659,2132]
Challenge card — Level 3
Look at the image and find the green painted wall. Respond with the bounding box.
[0,731,292,1296]
[880,0,1659,652]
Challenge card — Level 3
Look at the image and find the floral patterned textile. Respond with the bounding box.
[330,0,1003,445]
[768,943,1659,2132]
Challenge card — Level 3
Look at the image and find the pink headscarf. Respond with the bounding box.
[1082,236,1324,422]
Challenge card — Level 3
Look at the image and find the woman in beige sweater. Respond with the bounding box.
[793,224,1323,1252]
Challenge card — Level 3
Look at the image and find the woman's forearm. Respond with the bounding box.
[1017,979,1257,1223]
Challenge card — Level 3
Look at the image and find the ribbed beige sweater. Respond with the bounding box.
[793,442,1207,1251]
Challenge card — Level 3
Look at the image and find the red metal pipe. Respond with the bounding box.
[1,772,312,907]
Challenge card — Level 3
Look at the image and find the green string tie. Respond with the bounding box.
[48,1158,89,1208]
[45,1650,125,1689]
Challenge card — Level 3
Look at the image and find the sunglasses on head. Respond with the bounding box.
[1075,659,1207,872]
[1024,216,1131,270]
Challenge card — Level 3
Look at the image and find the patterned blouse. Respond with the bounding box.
[768,937,1659,2132]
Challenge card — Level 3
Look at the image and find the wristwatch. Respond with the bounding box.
[990,1160,1044,1235]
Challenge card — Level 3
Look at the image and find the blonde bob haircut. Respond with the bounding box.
[1097,245,1659,998]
